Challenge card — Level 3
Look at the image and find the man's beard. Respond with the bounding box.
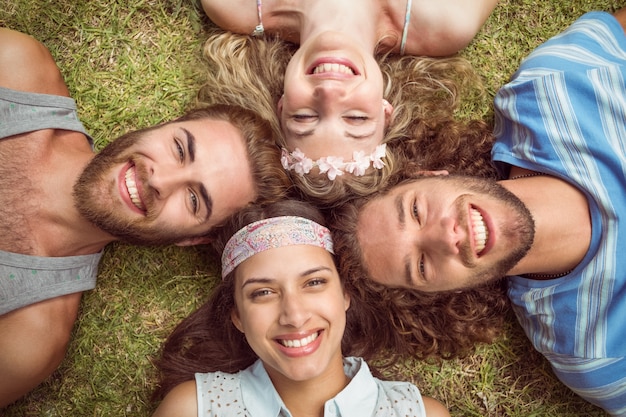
[73,129,190,246]
[452,175,535,289]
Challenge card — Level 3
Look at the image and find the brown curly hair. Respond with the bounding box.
[324,122,510,362]
[196,29,493,207]
[328,194,509,363]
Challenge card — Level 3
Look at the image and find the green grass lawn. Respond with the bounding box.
[1,0,622,415]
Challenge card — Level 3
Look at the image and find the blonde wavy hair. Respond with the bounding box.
[197,29,492,206]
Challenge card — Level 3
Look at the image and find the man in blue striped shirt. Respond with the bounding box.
[341,8,626,415]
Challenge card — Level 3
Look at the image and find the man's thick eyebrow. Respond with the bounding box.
[395,194,414,286]
[182,127,196,162]
[182,127,212,221]
[200,185,212,222]
[395,193,405,228]
[404,256,414,287]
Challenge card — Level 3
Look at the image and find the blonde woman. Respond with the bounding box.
[196,1,495,205]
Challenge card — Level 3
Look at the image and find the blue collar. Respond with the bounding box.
[240,357,379,417]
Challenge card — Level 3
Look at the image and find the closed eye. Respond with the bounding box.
[344,115,369,123]
[412,200,420,223]
[293,114,317,122]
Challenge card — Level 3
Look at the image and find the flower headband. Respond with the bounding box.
[221,216,334,279]
[281,143,387,181]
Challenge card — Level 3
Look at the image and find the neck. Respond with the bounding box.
[269,355,349,417]
[501,170,591,278]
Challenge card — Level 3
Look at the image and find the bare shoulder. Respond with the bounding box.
[0,28,69,96]
[406,0,499,56]
[200,0,260,34]
[152,380,198,417]
[422,396,451,417]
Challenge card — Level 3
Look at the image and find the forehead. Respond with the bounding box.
[356,179,437,284]
[356,196,406,287]
[357,190,403,250]
[175,117,243,145]
[235,245,337,280]
[178,118,257,227]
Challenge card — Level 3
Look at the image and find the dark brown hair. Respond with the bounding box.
[152,199,375,400]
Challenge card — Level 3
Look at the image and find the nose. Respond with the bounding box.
[313,82,347,102]
[147,164,186,199]
[421,216,463,256]
[278,293,311,328]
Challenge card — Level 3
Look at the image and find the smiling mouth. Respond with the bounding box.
[311,62,356,75]
[124,165,146,212]
[470,207,489,255]
[277,331,320,348]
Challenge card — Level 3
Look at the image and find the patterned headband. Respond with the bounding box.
[281,144,387,181]
[221,216,334,279]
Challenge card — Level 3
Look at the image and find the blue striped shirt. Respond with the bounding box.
[492,12,626,415]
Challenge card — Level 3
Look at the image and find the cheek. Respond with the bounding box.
[239,310,269,338]
[329,295,349,328]
[284,136,302,154]
[156,197,189,225]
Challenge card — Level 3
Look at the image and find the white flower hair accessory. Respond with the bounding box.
[280,144,387,181]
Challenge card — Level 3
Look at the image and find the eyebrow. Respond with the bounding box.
[182,127,213,222]
[395,193,405,228]
[182,127,196,162]
[404,257,414,287]
[200,185,212,222]
[241,277,273,289]
[240,266,333,289]
[395,193,415,287]
[287,127,376,139]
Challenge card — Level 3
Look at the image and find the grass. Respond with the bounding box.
[1,0,622,415]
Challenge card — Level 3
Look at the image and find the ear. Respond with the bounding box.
[383,99,394,127]
[276,95,284,117]
[231,308,244,333]
[174,236,212,247]
[343,290,351,312]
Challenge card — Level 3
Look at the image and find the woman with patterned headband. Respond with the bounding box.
[196,0,497,206]
[151,199,449,416]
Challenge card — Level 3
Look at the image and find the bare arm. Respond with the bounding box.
[200,0,260,34]
[0,28,69,96]
[423,396,451,417]
[152,380,198,417]
[409,0,499,56]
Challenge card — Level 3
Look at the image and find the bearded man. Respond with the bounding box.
[0,28,289,406]
[332,8,626,416]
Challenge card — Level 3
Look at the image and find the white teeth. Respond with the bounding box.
[279,332,319,348]
[312,63,355,75]
[471,208,488,254]
[125,167,145,211]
